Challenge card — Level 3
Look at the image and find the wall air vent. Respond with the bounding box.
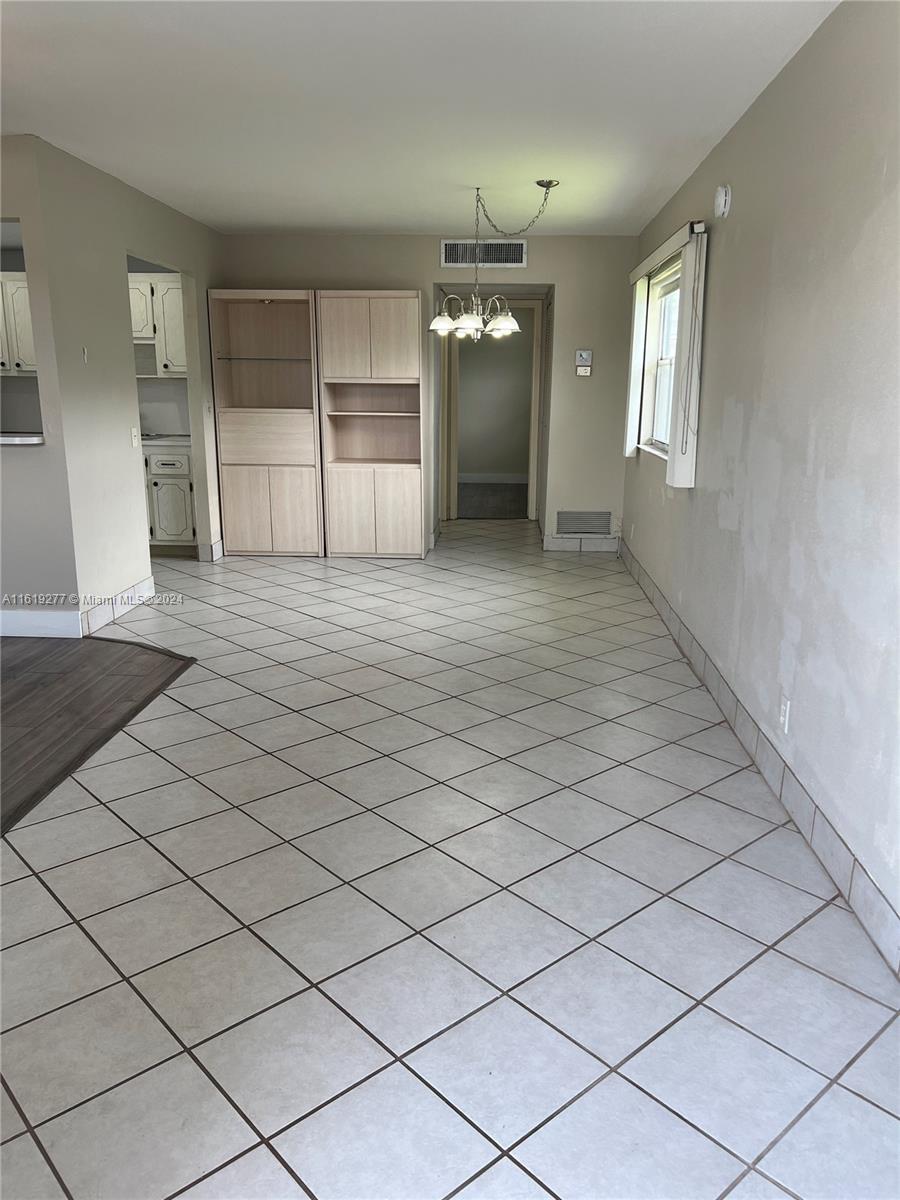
[441,239,527,268]
[556,511,612,536]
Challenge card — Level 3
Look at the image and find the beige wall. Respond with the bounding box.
[214,232,636,541]
[0,135,222,616]
[1,138,79,605]
[623,2,900,906]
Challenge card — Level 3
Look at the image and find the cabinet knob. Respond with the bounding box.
[14,362,21,369]
[0,361,6,368]
[153,480,159,487]
[162,362,170,370]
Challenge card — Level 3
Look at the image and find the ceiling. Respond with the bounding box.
[1,1,835,235]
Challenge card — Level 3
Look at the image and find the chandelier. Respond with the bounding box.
[429,180,559,341]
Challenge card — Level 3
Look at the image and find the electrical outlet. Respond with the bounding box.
[779,693,791,735]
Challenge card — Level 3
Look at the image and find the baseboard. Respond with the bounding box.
[79,575,157,636]
[543,534,620,553]
[0,607,84,638]
[198,540,224,563]
[620,540,900,975]
[458,473,528,485]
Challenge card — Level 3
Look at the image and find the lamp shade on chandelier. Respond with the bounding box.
[430,180,558,341]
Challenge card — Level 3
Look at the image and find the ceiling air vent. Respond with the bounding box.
[441,239,527,268]
[557,511,612,536]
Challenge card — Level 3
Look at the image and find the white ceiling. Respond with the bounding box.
[1,1,835,235]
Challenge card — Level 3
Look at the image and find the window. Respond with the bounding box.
[623,221,708,489]
[643,261,681,451]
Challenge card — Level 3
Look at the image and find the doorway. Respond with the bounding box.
[440,296,547,523]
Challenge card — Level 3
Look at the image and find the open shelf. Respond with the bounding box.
[327,410,418,418]
[323,376,418,385]
[329,458,420,467]
[211,295,316,409]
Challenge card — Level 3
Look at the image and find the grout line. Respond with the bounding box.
[4,530,896,1199]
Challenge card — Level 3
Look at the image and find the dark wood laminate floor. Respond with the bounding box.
[1,635,193,831]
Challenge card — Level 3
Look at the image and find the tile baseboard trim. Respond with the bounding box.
[620,539,900,976]
[198,540,224,563]
[79,575,157,637]
[543,534,620,553]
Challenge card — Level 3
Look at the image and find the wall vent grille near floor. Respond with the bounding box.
[556,510,612,535]
[440,239,527,267]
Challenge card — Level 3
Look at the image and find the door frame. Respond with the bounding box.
[439,296,545,522]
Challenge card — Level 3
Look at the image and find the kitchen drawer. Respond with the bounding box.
[147,450,191,476]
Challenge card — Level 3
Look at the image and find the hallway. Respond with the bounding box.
[1,522,897,1200]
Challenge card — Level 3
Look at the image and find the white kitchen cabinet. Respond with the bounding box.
[1,276,37,372]
[154,278,187,374]
[128,274,186,376]
[0,297,10,372]
[142,438,196,546]
[129,278,155,341]
[149,477,194,542]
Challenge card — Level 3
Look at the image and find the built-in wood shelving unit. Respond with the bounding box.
[317,290,425,557]
[209,290,324,555]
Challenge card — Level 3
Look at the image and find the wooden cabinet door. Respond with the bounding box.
[2,280,36,371]
[326,467,375,554]
[154,279,186,374]
[375,468,422,556]
[129,279,154,340]
[150,477,194,542]
[222,465,272,552]
[270,466,319,553]
[370,298,419,380]
[318,298,371,379]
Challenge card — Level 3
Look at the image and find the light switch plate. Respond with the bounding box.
[575,349,593,366]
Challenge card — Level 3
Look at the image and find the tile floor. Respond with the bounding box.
[2,521,898,1200]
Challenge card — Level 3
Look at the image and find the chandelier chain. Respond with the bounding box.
[475,184,555,238]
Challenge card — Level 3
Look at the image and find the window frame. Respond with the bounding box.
[623,220,707,490]
[639,257,682,456]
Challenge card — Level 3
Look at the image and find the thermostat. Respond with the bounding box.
[576,349,592,377]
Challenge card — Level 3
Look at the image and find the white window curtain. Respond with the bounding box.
[623,221,708,489]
